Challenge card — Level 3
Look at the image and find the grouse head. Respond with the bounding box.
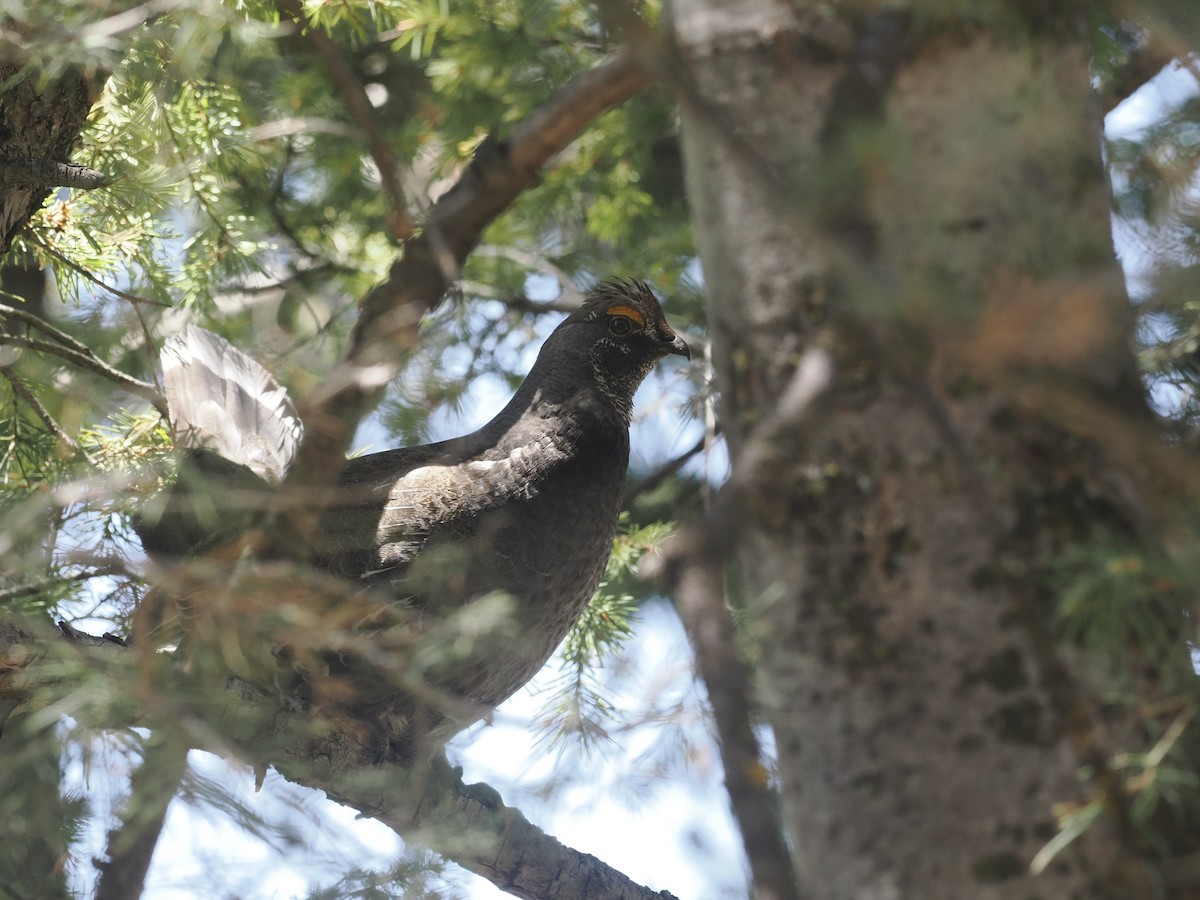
[534,279,690,422]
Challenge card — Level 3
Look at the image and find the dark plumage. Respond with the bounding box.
[136,279,689,750]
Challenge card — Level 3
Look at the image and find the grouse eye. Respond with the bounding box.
[607,315,634,336]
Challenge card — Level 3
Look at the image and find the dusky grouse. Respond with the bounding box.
[136,278,690,753]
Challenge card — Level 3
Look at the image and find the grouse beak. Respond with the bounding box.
[664,333,691,361]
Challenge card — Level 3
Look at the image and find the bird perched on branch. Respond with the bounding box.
[135,278,690,755]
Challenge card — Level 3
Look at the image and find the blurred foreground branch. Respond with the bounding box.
[645,348,834,900]
[0,621,678,900]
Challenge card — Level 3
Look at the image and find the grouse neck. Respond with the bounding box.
[479,356,631,450]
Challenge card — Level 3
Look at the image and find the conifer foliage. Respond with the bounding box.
[4,2,1200,899]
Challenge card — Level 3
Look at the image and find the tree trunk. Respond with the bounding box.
[0,64,99,254]
[0,58,106,896]
[674,3,1199,898]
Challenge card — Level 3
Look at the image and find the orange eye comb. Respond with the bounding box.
[605,305,645,327]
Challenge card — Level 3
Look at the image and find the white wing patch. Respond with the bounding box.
[376,441,561,545]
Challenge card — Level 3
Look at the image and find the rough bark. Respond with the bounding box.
[0,63,102,889]
[674,2,1199,898]
[0,65,101,254]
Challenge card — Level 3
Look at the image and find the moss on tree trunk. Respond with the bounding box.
[676,3,1200,897]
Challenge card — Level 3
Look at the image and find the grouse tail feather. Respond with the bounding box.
[162,325,303,484]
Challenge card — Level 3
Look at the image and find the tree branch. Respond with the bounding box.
[487,290,582,317]
[74,0,191,41]
[0,569,118,606]
[94,735,186,900]
[346,46,651,390]
[0,299,164,413]
[0,301,93,354]
[1,368,82,454]
[26,237,171,308]
[505,47,655,173]
[0,157,108,190]
[669,554,799,900]
[0,625,678,900]
[276,0,416,241]
[622,431,709,507]
[472,244,586,308]
[0,333,166,415]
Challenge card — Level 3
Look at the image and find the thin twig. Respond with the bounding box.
[276,0,416,241]
[0,368,82,454]
[27,236,170,308]
[490,291,581,317]
[622,431,708,506]
[229,166,329,265]
[0,567,121,605]
[0,333,166,415]
[0,301,92,353]
[472,244,586,307]
[76,0,191,40]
